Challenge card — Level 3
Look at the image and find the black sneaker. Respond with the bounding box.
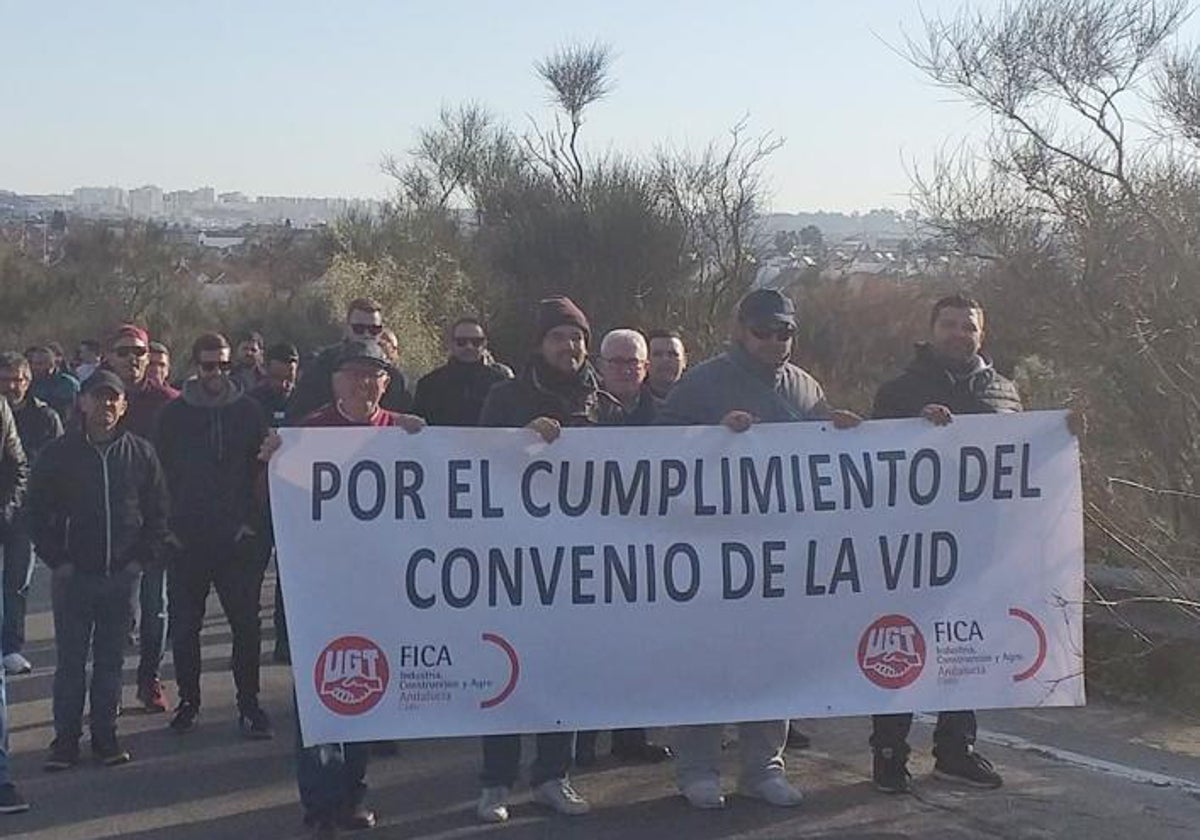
[873,748,912,794]
[43,738,80,772]
[170,701,200,733]
[933,746,1003,789]
[238,705,274,740]
[0,784,30,814]
[92,733,132,766]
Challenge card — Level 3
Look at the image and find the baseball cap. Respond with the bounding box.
[266,342,300,364]
[336,339,391,371]
[81,369,126,397]
[737,289,796,328]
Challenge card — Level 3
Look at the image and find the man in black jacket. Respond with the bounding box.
[156,333,273,740]
[0,396,28,812]
[287,298,411,421]
[868,293,1021,794]
[412,317,513,426]
[30,370,169,771]
[474,297,617,825]
[0,352,63,676]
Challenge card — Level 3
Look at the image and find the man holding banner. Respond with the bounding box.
[658,288,862,810]
[472,296,620,823]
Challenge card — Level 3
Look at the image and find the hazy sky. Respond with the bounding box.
[5,1,1192,212]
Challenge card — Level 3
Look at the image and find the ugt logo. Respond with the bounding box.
[857,614,926,689]
[314,635,389,716]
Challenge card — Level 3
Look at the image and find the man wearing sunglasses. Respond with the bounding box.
[657,288,861,811]
[411,317,513,427]
[155,333,274,741]
[287,298,412,422]
[100,324,179,716]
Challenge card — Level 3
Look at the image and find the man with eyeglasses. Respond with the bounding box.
[100,324,178,715]
[0,353,62,677]
[155,333,274,740]
[287,298,412,422]
[412,317,513,427]
[657,288,862,811]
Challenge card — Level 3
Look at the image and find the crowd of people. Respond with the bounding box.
[0,289,1077,837]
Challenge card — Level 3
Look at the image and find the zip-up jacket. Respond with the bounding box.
[872,344,1023,419]
[155,379,268,543]
[29,429,169,574]
[479,358,625,429]
[0,399,29,534]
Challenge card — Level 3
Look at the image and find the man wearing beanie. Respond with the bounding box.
[472,295,622,824]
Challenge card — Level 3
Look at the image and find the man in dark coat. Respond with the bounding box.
[0,395,28,812]
[474,296,618,825]
[412,317,513,426]
[0,353,63,676]
[31,370,169,772]
[155,333,273,740]
[868,293,1022,794]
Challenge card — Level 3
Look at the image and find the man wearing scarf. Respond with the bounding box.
[472,296,620,824]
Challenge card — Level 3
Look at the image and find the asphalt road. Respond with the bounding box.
[4,565,1200,839]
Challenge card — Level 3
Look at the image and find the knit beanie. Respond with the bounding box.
[535,296,591,344]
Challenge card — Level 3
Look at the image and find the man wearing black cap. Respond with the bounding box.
[155,333,274,739]
[472,296,618,825]
[250,343,300,429]
[287,298,412,422]
[658,288,861,811]
[30,370,169,772]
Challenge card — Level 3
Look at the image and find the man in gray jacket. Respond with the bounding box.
[658,289,861,810]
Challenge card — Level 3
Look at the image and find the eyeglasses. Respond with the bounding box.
[198,360,234,373]
[749,326,796,342]
[603,356,646,369]
[114,346,149,358]
[454,337,485,348]
[350,323,384,337]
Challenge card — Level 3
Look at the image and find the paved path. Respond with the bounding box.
[5,566,1200,839]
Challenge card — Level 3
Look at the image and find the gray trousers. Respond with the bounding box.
[673,719,787,790]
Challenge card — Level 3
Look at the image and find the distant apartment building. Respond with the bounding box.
[72,186,127,213]
[128,185,164,218]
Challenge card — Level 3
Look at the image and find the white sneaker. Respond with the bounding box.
[738,775,804,807]
[681,779,726,809]
[476,786,510,823]
[531,778,590,815]
[3,653,32,675]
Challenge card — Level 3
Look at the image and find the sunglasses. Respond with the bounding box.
[114,346,149,358]
[350,324,384,337]
[454,337,486,347]
[198,360,234,373]
[749,326,796,342]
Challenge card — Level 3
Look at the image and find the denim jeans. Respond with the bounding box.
[294,696,369,822]
[51,568,139,741]
[136,565,168,683]
[1,515,34,656]
[480,732,575,788]
[673,720,787,790]
[870,711,977,759]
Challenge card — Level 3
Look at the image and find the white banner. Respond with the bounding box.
[270,411,1084,746]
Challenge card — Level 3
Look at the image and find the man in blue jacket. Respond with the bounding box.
[30,370,169,772]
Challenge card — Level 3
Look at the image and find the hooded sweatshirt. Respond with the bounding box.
[154,377,268,543]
